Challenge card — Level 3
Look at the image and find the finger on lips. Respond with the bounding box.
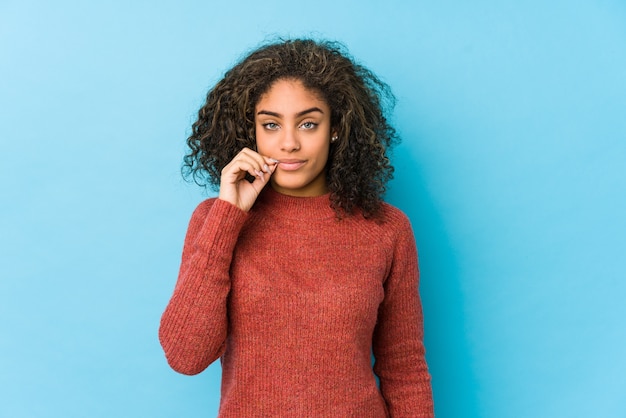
[228,148,278,181]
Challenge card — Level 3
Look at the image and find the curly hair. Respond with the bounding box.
[183,38,399,219]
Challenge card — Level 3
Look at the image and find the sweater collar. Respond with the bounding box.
[254,186,336,220]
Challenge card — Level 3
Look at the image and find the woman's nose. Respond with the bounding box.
[280,128,300,151]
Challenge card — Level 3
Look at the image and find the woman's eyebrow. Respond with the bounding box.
[256,107,324,118]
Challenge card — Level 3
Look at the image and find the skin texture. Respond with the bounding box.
[217,147,277,212]
[255,79,336,198]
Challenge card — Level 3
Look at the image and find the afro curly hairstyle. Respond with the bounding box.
[183,38,399,219]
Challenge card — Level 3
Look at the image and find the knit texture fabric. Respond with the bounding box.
[159,188,434,417]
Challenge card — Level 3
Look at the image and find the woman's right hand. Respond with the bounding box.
[218,147,278,212]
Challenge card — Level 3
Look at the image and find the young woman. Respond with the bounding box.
[159,39,434,417]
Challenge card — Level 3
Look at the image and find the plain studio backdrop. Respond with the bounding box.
[1,1,625,417]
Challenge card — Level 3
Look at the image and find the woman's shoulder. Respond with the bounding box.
[350,202,415,243]
[375,203,418,254]
[189,196,246,223]
[378,202,413,229]
[190,197,218,217]
[189,196,250,221]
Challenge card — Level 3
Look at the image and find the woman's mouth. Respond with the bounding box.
[276,159,306,171]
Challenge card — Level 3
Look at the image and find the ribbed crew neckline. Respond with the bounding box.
[255,186,336,220]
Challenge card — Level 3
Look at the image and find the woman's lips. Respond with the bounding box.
[276,159,306,171]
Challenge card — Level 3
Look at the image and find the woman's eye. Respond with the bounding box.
[263,122,279,130]
[301,122,317,129]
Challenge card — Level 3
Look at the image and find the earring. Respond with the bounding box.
[331,136,338,143]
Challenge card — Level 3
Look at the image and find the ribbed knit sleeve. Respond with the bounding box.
[159,198,248,375]
[372,212,434,417]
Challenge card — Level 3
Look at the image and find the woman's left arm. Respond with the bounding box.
[373,214,434,417]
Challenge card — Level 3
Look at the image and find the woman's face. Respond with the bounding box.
[255,78,333,197]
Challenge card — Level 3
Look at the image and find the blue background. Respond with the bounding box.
[2,1,625,417]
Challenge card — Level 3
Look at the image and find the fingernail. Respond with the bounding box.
[255,170,263,177]
[263,164,269,172]
[269,158,280,163]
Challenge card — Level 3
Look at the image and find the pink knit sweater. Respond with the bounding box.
[159,188,434,417]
